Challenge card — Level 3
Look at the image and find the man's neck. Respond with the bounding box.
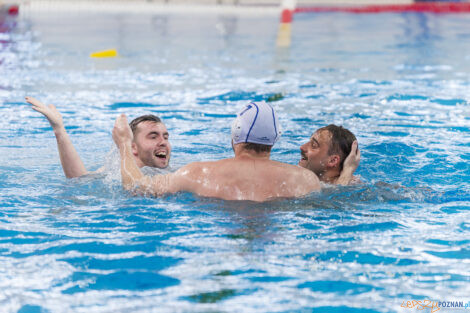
[233,145,271,160]
[235,150,270,160]
[319,169,341,184]
[134,156,145,168]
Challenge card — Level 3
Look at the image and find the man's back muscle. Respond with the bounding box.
[171,158,321,202]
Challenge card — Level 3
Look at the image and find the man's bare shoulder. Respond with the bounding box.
[274,161,321,189]
[174,159,223,174]
[171,160,222,185]
[292,164,320,188]
[271,159,319,177]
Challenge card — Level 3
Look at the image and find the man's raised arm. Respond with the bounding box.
[26,97,87,178]
[336,140,361,186]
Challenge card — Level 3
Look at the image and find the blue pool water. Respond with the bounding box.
[1,7,469,313]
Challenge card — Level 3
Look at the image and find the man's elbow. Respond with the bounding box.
[64,170,89,179]
[122,176,158,196]
[122,181,135,191]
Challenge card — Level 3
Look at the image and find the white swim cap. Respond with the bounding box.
[231,102,282,146]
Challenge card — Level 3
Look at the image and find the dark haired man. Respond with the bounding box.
[299,124,360,185]
[112,102,356,202]
[26,97,171,178]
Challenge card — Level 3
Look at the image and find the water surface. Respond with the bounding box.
[0,8,469,313]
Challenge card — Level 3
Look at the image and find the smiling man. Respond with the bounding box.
[299,124,360,185]
[26,97,171,178]
[128,115,171,169]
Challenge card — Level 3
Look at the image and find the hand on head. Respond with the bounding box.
[112,114,133,147]
[26,96,64,129]
[343,140,360,173]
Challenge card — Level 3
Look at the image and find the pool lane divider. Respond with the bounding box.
[90,49,118,58]
[276,0,296,47]
[295,2,470,14]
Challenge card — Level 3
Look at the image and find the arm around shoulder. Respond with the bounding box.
[125,164,194,197]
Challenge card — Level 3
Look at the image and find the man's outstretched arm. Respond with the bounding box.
[336,140,361,186]
[26,97,87,178]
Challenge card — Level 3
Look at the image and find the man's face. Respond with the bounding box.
[299,130,332,177]
[132,121,171,169]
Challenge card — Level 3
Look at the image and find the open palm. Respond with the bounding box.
[26,96,64,129]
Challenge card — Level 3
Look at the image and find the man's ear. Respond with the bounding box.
[327,154,341,168]
[131,142,138,156]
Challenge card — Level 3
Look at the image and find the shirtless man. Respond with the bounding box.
[299,124,360,185]
[26,97,171,178]
[112,102,355,202]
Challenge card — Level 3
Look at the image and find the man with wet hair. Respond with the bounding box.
[299,124,360,184]
[112,102,357,202]
[26,97,171,178]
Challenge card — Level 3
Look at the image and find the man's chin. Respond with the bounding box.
[298,160,307,168]
[157,161,169,169]
[149,158,168,169]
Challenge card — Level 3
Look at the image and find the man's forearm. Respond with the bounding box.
[336,168,354,186]
[118,141,145,190]
[53,127,87,178]
[336,140,361,185]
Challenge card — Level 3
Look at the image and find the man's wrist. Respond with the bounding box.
[341,168,354,176]
[53,125,67,137]
[117,140,132,151]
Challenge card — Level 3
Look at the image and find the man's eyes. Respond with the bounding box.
[148,135,169,140]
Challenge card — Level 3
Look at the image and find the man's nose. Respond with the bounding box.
[156,136,168,146]
[300,142,307,152]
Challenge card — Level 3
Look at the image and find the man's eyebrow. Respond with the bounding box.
[310,137,319,145]
[147,131,169,136]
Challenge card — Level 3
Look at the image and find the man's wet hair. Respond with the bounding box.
[318,124,356,170]
[243,143,272,153]
[129,115,162,135]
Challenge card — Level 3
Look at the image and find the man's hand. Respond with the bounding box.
[343,140,360,174]
[26,97,64,130]
[336,140,361,186]
[112,114,133,147]
[26,96,88,178]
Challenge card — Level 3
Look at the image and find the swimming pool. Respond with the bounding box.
[1,6,469,313]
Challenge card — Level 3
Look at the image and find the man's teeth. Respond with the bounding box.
[155,152,166,158]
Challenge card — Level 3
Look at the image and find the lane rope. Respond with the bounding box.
[295,3,470,14]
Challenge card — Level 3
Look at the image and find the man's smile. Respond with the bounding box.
[155,151,167,159]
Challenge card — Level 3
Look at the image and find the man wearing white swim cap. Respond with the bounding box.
[26,97,171,178]
[112,102,355,202]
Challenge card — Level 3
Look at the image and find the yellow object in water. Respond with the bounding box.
[90,49,118,58]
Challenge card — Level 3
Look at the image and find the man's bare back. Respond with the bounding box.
[153,150,321,202]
